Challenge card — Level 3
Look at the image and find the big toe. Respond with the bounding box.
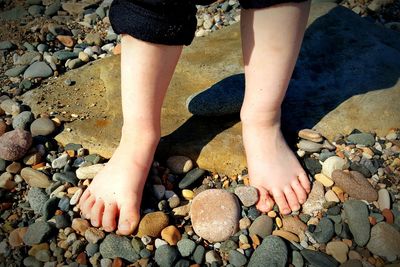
[255,187,275,213]
[117,201,140,235]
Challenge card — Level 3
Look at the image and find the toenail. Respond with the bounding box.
[119,223,130,231]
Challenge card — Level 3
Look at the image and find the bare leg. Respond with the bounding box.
[79,34,182,235]
[240,1,311,215]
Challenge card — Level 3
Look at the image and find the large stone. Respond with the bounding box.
[248,236,288,267]
[22,3,400,175]
[190,189,240,242]
[0,129,32,161]
[99,234,139,263]
[367,222,400,260]
[343,200,370,247]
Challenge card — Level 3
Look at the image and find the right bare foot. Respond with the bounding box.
[78,128,159,235]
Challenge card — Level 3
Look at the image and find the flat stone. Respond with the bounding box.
[0,129,32,161]
[322,156,349,178]
[177,238,196,257]
[234,186,258,207]
[27,187,48,214]
[13,111,34,130]
[23,61,53,79]
[76,164,104,179]
[0,40,15,50]
[9,227,28,248]
[155,244,179,267]
[136,211,169,238]
[377,188,391,211]
[300,249,339,267]
[340,259,362,267]
[302,181,325,216]
[23,221,53,245]
[325,190,340,203]
[297,139,323,152]
[249,215,273,238]
[331,170,377,202]
[282,215,307,236]
[191,189,240,242]
[299,129,323,142]
[161,225,181,246]
[166,155,193,174]
[326,241,349,263]
[312,217,334,243]
[0,6,28,20]
[30,118,56,136]
[315,173,334,187]
[292,250,304,267]
[71,218,90,235]
[347,133,375,146]
[5,65,28,77]
[229,250,247,267]
[272,230,300,242]
[367,222,400,260]
[99,234,139,262]
[178,167,206,189]
[343,200,370,247]
[248,236,288,267]
[21,167,51,188]
[23,4,400,176]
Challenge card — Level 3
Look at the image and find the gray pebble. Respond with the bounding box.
[193,245,206,264]
[155,244,179,267]
[312,217,334,243]
[248,236,288,267]
[343,200,370,246]
[177,238,196,257]
[24,61,53,79]
[86,243,99,257]
[5,65,28,77]
[229,250,247,267]
[249,215,273,238]
[27,187,49,214]
[12,111,34,130]
[0,40,15,50]
[99,234,139,262]
[178,167,205,189]
[300,249,339,267]
[23,221,53,245]
[30,117,55,136]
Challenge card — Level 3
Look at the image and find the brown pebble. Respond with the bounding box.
[342,239,352,248]
[6,162,22,174]
[28,243,49,257]
[71,218,90,235]
[250,234,260,248]
[76,252,87,265]
[0,120,7,136]
[161,225,181,246]
[112,257,123,267]
[382,209,394,224]
[136,211,169,238]
[272,230,300,242]
[8,227,28,248]
[369,216,377,225]
[367,256,376,265]
[56,35,76,47]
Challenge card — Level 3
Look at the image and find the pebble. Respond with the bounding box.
[193,245,205,264]
[85,227,105,244]
[9,227,28,248]
[0,99,20,115]
[166,155,193,174]
[136,211,169,238]
[154,244,179,267]
[292,250,304,267]
[229,250,247,267]
[71,218,90,235]
[179,167,206,189]
[343,200,370,246]
[23,221,53,245]
[23,61,53,79]
[27,187,48,214]
[382,209,394,224]
[298,129,323,143]
[314,173,334,187]
[282,216,307,236]
[0,129,32,161]
[312,217,334,243]
[5,65,29,77]
[51,154,69,169]
[248,236,287,267]
[326,241,349,263]
[367,222,400,260]
[0,40,15,50]
[249,215,273,238]
[297,139,323,152]
[76,164,104,179]
[300,249,339,267]
[155,238,168,248]
[347,133,375,146]
[21,167,51,188]
[341,259,363,267]
[161,225,181,246]
[322,156,349,178]
[377,188,391,210]
[153,184,166,200]
[234,186,258,207]
[239,217,251,229]
[325,190,340,203]
[30,117,56,136]
[56,35,75,47]
[272,230,299,242]
[0,172,16,189]
[331,170,378,202]
[177,238,196,257]
[302,181,325,215]
[168,194,180,208]
[99,234,139,262]
[182,189,194,200]
[12,111,34,130]
[191,189,240,242]
[206,250,222,265]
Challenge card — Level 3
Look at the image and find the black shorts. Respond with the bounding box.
[109,0,307,46]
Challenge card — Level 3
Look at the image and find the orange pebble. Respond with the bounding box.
[111,258,123,267]
[382,209,394,224]
[369,216,377,225]
[76,252,87,265]
[32,162,46,169]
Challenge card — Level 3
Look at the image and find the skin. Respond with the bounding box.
[79,0,312,235]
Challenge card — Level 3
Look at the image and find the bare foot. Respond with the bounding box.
[242,121,311,215]
[78,129,159,235]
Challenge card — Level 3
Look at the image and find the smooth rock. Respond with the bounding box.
[322,156,349,178]
[9,227,28,248]
[178,167,206,189]
[367,222,400,260]
[5,65,28,77]
[12,111,34,130]
[234,186,258,207]
[206,250,222,264]
[21,167,51,188]
[27,187,48,214]
[155,244,179,267]
[161,225,181,246]
[0,40,15,50]
[76,164,104,179]
[249,215,273,238]
[166,155,193,174]
[23,61,53,79]
[301,249,339,267]
[340,259,363,267]
[347,133,375,146]
[136,211,169,238]
[292,250,304,267]
[0,129,32,161]
[229,250,247,267]
[377,188,391,210]
[99,234,139,262]
[191,189,240,242]
[248,236,288,267]
[343,200,370,246]
[272,230,300,242]
[297,139,323,152]
[177,238,196,257]
[71,218,90,235]
[302,181,325,215]
[315,173,334,187]
[23,221,53,245]
[30,118,55,136]
[325,190,340,202]
[85,227,105,244]
[0,99,20,115]
[331,170,378,202]
[326,241,348,263]
[299,129,323,142]
[282,216,307,236]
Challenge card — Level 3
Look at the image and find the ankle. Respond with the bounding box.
[240,107,281,129]
[120,124,160,146]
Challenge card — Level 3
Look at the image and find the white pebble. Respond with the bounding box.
[70,188,83,205]
[155,238,168,248]
[141,235,151,245]
[377,188,391,210]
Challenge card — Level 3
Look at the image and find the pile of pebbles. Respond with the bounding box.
[0,91,400,266]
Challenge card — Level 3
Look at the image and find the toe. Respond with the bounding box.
[291,180,307,204]
[81,195,96,219]
[90,199,105,227]
[298,172,311,193]
[117,201,140,235]
[283,186,300,212]
[102,202,118,232]
[78,189,90,209]
[272,190,291,215]
[255,187,275,213]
